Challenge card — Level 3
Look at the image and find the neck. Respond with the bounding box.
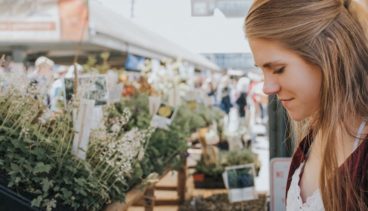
[334,116,366,165]
[311,116,366,166]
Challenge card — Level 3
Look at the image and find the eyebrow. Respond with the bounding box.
[254,61,283,68]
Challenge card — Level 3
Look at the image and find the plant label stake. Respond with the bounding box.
[72,99,95,160]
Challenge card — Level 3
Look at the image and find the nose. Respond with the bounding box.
[263,79,280,95]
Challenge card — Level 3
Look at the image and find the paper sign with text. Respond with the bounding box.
[270,158,291,211]
[64,74,108,106]
[150,103,176,129]
[223,163,258,203]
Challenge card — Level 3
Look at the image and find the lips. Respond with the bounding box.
[279,98,294,102]
[279,97,294,107]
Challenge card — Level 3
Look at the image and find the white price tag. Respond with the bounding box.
[72,99,95,160]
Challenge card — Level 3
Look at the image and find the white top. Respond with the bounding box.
[286,120,366,211]
[286,162,324,211]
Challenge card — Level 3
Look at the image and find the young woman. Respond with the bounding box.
[245,0,368,210]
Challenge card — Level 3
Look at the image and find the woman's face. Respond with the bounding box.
[249,38,322,121]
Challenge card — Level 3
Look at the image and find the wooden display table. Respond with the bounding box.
[105,161,187,211]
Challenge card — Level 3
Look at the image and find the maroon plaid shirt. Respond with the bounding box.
[285,133,368,210]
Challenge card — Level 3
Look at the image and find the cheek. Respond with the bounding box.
[294,68,322,109]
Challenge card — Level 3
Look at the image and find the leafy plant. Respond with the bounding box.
[0,91,108,210]
[224,150,261,176]
[0,86,225,210]
[0,90,154,210]
[87,105,154,201]
[113,93,190,187]
[195,149,261,177]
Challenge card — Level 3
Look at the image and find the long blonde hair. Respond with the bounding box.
[245,0,368,210]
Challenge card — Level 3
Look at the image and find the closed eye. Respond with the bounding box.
[273,67,285,74]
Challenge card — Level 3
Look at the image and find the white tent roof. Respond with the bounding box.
[0,0,219,71]
[87,0,219,71]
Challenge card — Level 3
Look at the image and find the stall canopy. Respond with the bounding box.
[0,0,219,71]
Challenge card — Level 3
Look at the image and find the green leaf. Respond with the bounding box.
[76,188,87,197]
[10,163,21,172]
[33,162,52,174]
[45,199,57,211]
[15,177,21,184]
[31,195,43,207]
[10,139,22,148]
[74,178,87,186]
[41,178,54,192]
[61,188,73,199]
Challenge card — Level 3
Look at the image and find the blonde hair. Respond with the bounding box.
[245,0,368,210]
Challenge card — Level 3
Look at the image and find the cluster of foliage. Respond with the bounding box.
[0,88,224,210]
[195,149,261,177]
[0,91,110,210]
[0,91,153,210]
[115,93,225,187]
[115,94,190,187]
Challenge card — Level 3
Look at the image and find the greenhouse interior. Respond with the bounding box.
[0,0,367,211]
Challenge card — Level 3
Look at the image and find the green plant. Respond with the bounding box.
[224,150,261,176]
[114,93,192,187]
[195,149,261,177]
[195,157,224,177]
[0,90,156,210]
[87,105,154,201]
[0,91,109,210]
[116,93,151,130]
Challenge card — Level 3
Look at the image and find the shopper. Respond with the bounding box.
[220,86,232,115]
[29,56,55,106]
[245,0,368,210]
[235,91,247,118]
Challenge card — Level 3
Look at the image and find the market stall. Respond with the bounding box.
[0,0,219,72]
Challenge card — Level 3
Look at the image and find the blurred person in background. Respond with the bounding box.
[28,56,55,106]
[49,65,68,114]
[236,77,250,119]
[246,0,368,210]
[203,80,217,106]
[220,86,232,117]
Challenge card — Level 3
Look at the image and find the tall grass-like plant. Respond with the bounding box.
[0,85,153,210]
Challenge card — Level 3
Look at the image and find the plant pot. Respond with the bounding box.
[0,184,40,211]
[193,173,225,189]
[0,178,73,211]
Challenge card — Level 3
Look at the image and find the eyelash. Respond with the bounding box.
[273,67,285,74]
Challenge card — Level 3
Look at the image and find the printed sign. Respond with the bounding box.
[0,0,61,41]
[0,0,88,41]
[222,163,258,203]
[64,74,108,106]
[270,158,291,211]
[150,103,177,129]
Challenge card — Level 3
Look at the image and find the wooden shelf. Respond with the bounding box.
[105,160,188,211]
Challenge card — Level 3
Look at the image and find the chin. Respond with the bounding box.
[287,112,306,122]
